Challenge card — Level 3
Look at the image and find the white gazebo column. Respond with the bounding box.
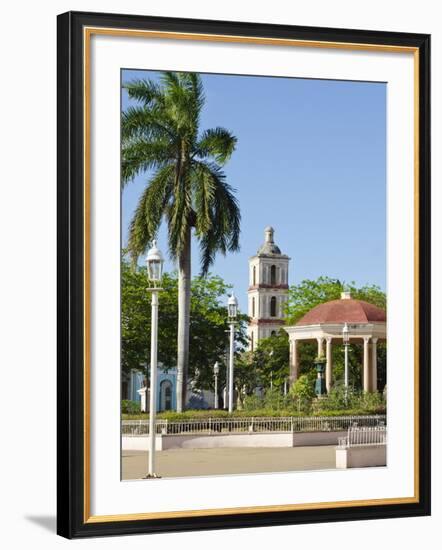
[317,337,324,357]
[371,338,378,392]
[325,337,333,392]
[289,339,299,384]
[363,337,371,392]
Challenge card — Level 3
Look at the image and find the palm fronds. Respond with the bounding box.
[127,164,174,263]
[196,127,237,164]
[122,71,241,269]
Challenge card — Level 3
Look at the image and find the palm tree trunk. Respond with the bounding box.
[176,226,191,412]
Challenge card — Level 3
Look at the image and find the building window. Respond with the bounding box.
[253,265,256,286]
[270,265,276,285]
[160,380,173,411]
[252,297,255,317]
[251,331,254,351]
[270,296,277,317]
[271,330,276,337]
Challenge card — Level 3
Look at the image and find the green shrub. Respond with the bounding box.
[121,400,141,414]
[313,386,386,414]
[243,394,264,411]
[158,409,230,421]
[311,408,383,417]
[263,387,287,411]
[359,391,385,412]
[289,375,316,401]
[120,394,385,420]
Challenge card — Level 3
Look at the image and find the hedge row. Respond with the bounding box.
[122,407,385,421]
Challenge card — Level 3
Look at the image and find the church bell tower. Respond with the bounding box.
[247,227,290,350]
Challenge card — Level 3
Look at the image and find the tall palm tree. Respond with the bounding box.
[122,72,240,412]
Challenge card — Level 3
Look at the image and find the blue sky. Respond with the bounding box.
[122,70,386,310]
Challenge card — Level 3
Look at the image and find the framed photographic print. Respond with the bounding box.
[57,11,431,538]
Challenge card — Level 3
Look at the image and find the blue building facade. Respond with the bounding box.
[156,368,177,412]
[132,366,177,413]
[128,366,215,412]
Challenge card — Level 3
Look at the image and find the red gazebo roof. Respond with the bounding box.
[296,297,386,326]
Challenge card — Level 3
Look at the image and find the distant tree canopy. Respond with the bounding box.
[121,261,248,391]
[284,276,386,325]
[245,330,290,389]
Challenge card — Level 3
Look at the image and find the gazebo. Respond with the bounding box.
[284,291,386,393]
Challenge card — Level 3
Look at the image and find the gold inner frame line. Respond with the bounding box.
[83,26,420,524]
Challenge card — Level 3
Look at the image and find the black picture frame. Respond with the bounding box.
[57,10,431,539]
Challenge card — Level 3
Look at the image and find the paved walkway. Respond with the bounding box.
[122,445,336,479]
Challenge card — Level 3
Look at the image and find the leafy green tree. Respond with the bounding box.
[121,262,247,399]
[233,351,264,409]
[122,263,178,374]
[122,72,240,411]
[288,374,316,413]
[249,331,290,390]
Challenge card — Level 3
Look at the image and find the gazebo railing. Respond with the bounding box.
[338,425,387,448]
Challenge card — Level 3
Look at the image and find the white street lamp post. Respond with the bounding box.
[223,339,229,409]
[145,240,164,479]
[213,361,219,409]
[227,294,238,414]
[342,322,350,389]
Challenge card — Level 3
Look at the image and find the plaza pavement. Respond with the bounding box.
[122,445,336,479]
